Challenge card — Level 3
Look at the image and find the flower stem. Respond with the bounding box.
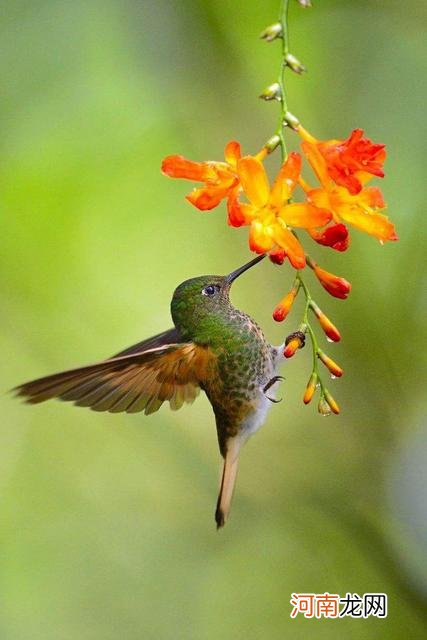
[269,0,333,410]
[277,0,290,162]
[275,1,321,386]
[297,274,318,368]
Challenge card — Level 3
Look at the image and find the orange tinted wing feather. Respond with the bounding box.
[14,343,213,415]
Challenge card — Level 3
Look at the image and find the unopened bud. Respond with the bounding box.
[283,111,300,130]
[264,135,281,154]
[260,23,283,42]
[319,314,341,342]
[310,302,341,342]
[285,52,306,75]
[311,263,351,300]
[303,373,317,404]
[309,223,350,252]
[260,82,282,101]
[318,350,343,378]
[298,0,312,7]
[269,247,286,265]
[324,389,340,415]
[273,285,299,322]
[284,330,305,358]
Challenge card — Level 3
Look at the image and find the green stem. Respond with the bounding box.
[297,273,320,377]
[272,0,328,405]
[277,0,290,162]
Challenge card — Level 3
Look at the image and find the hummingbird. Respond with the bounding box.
[14,253,285,528]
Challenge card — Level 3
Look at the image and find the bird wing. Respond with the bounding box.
[14,339,214,415]
[111,327,181,357]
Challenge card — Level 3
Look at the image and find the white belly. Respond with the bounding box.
[240,359,282,442]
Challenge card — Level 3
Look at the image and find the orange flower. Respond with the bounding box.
[284,331,306,358]
[284,337,301,358]
[317,313,341,343]
[161,141,244,211]
[298,130,397,243]
[311,263,351,299]
[298,126,386,195]
[273,284,299,322]
[323,390,340,415]
[303,373,317,405]
[318,350,343,377]
[305,184,397,243]
[310,302,341,342]
[229,152,332,269]
[308,223,349,252]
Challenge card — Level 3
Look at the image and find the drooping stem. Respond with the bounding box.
[273,0,333,410]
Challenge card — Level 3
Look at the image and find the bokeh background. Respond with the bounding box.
[1,0,426,638]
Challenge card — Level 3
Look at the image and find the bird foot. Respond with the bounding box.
[263,376,284,403]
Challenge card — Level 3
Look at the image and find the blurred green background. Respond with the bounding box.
[1,0,426,638]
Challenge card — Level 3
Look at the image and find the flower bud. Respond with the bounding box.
[260,82,282,101]
[283,111,300,130]
[303,373,317,404]
[309,223,349,252]
[324,389,340,415]
[318,314,341,342]
[284,338,300,358]
[269,247,286,265]
[310,302,341,342]
[273,285,299,321]
[313,264,351,299]
[264,134,281,154]
[318,349,343,377]
[298,0,312,7]
[285,52,306,75]
[284,331,305,358]
[260,23,283,42]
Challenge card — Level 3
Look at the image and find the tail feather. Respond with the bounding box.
[215,439,241,529]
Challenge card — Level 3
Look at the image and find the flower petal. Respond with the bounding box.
[237,156,270,207]
[273,222,306,269]
[224,141,241,167]
[358,186,385,208]
[227,192,255,227]
[269,248,287,265]
[270,152,302,206]
[338,207,398,241]
[309,223,350,252]
[280,203,332,228]
[301,141,332,188]
[186,185,228,210]
[161,156,216,182]
[306,188,331,210]
[249,220,275,253]
[315,129,387,193]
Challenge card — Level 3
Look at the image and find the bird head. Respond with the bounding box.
[171,254,265,342]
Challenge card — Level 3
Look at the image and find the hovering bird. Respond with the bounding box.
[15,254,286,528]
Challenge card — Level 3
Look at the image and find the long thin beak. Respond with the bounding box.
[226,254,266,285]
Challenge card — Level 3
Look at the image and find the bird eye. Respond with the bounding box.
[202,284,219,297]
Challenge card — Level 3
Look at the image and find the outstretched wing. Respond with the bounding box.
[111,327,181,358]
[14,337,213,415]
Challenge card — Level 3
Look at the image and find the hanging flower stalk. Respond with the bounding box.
[161,0,397,416]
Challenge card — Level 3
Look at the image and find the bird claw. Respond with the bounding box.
[266,394,282,404]
[263,375,285,403]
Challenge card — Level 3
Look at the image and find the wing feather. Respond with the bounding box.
[14,338,214,416]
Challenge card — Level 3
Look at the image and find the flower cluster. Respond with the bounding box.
[161,0,397,416]
[162,127,396,271]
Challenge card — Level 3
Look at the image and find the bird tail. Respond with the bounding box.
[215,439,241,529]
